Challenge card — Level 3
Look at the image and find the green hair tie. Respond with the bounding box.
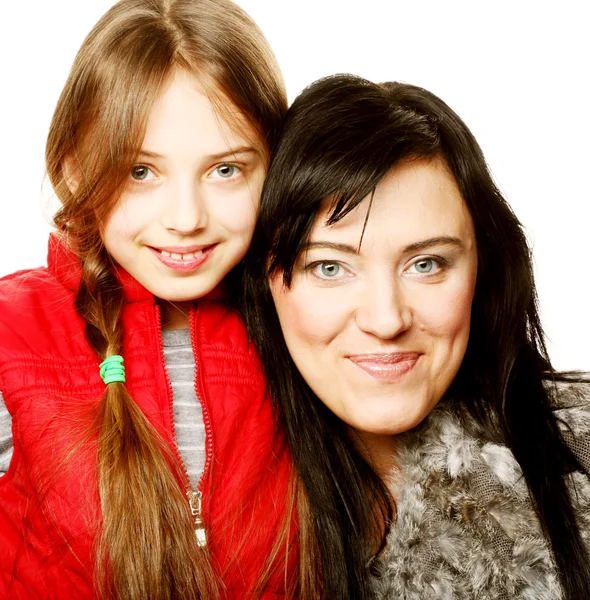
[99,355,126,385]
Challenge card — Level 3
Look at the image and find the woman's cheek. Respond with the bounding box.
[412,267,477,338]
[271,278,347,350]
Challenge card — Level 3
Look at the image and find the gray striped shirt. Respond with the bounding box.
[0,328,206,487]
[162,328,206,488]
[0,401,10,476]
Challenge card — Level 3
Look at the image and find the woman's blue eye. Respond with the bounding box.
[131,165,155,181]
[317,262,341,278]
[213,164,239,178]
[412,259,438,274]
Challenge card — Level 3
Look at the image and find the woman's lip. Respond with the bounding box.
[349,352,421,364]
[348,353,420,382]
[148,244,216,273]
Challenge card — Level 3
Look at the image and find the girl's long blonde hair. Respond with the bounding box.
[45,1,287,598]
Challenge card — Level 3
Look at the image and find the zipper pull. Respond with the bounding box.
[187,490,207,548]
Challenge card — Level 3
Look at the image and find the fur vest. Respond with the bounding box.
[373,380,590,600]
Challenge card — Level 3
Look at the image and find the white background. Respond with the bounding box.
[0,1,587,370]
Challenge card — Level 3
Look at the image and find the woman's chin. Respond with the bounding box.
[344,397,437,438]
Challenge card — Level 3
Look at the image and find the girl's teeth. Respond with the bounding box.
[158,249,206,260]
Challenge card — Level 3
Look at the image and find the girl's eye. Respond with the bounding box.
[313,262,344,279]
[130,165,156,181]
[211,164,241,179]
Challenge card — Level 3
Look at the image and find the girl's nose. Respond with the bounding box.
[162,183,208,235]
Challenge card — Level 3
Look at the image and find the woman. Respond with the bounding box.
[243,74,590,599]
[0,1,296,598]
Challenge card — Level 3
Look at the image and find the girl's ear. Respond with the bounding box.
[62,156,81,194]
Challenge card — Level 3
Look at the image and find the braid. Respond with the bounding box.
[75,245,218,600]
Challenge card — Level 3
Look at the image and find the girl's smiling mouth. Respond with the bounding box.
[148,244,217,272]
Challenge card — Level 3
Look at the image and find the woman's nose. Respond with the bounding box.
[354,276,412,340]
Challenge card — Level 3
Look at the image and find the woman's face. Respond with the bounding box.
[102,69,266,303]
[270,157,478,439]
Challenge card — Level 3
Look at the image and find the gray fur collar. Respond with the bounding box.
[373,380,590,600]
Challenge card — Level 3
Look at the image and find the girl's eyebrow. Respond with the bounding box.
[136,149,163,159]
[305,236,464,255]
[208,146,259,161]
[135,146,259,161]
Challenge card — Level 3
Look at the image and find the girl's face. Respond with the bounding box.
[270,157,478,441]
[102,70,266,303]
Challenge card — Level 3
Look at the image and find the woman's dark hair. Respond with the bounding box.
[241,74,590,599]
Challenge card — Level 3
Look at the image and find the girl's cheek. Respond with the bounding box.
[105,191,158,237]
[210,188,259,235]
[227,205,258,234]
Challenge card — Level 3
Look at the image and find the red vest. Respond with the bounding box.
[0,236,296,599]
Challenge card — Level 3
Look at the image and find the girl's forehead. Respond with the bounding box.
[141,70,263,158]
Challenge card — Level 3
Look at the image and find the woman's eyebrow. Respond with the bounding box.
[402,236,464,252]
[305,237,464,255]
[305,241,359,254]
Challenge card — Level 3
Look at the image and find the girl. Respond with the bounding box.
[0,1,296,599]
[243,74,590,599]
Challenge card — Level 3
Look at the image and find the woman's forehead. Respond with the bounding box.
[309,157,474,250]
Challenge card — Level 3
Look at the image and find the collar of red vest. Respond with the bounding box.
[47,232,154,303]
